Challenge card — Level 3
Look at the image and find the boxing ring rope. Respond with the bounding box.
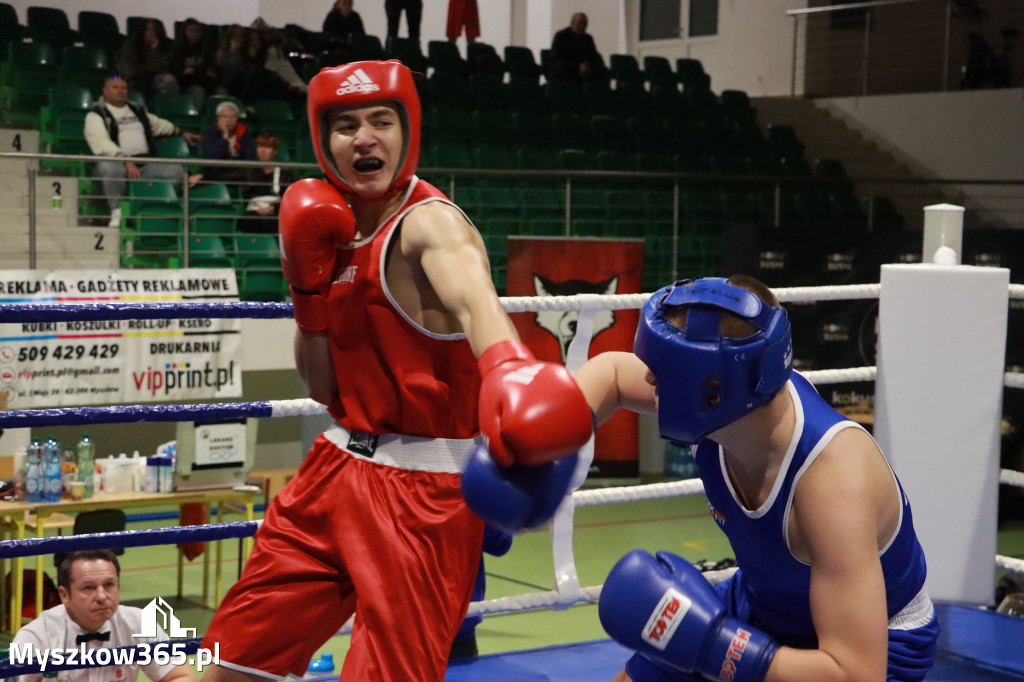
[0,284,1022,670]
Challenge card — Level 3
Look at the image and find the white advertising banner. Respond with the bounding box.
[0,270,243,408]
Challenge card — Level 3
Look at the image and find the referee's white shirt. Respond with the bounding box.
[12,604,177,682]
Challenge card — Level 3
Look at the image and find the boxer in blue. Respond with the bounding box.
[573,275,939,682]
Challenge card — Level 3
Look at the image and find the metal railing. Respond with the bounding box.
[787,0,1022,96]
[1,151,1022,291]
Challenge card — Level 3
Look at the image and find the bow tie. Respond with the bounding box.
[76,631,110,644]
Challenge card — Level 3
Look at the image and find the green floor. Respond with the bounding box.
[4,494,1024,676]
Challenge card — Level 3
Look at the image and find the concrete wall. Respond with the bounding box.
[825,88,1024,225]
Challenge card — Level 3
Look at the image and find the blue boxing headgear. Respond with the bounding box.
[634,278,793,446]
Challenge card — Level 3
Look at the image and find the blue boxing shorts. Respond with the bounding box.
[624,571,940,682]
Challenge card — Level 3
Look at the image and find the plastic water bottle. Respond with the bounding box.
[306,653,334,678]
[77,434,95,499]
[25,440,43,503]
[42,436,63,503]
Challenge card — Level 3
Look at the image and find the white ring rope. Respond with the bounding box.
[997,555,1024,575]
[6,281,1022,645]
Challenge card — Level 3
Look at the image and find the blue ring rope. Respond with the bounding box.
[0,640,204,676]
[0,301,293,322]
[0,521,258,560]
[0,402,275,429]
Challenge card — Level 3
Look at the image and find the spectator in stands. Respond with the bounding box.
[323,0,365,41]
[202,100,257,184]
[12,550,198,682]
[119,18,179,102]
[242,133,296,234]
[547,12,609,83]
[217,24,250,99]
[169,18,224,110]
[85,76,201,228]
[446,0,480,44]
[256,24,310,98]
[385,0,423,42]
[227,26,308,102]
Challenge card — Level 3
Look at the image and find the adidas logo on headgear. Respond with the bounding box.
[336,69,380,95]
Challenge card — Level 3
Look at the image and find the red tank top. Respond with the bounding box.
[325,178,481,438]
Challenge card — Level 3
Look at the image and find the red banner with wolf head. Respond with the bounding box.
[506,237,644,477]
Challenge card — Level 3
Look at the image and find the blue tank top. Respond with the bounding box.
[694,372,927,641]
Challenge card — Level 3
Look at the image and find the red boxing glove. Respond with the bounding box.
[477,340,593,467]
[278,178,356,333]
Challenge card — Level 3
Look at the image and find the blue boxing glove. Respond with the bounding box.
[461,443,578,534]
[599,550,778,682]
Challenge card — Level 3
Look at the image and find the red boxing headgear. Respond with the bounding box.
[307,60,421,198]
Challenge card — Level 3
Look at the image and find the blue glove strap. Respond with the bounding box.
[696,617,778,682]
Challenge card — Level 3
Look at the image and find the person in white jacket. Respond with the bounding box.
[84,76,201,226]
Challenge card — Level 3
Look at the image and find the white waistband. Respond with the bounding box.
[323,424,476,474]
[888,585,935,630]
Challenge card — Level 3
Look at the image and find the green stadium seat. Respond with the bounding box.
[634,152,674,174]
[521,188,565,235]
[609,54,643,86]
[512,111,553,150]
[126,180,178,215]
[466,42,504,76]
[581,80,615,115]
[684,88,721,120]
[186,234,233,268]
[252,98,299,141]
[547,80,585,115]
[4,41,60,112]
[503,46,541,82]
[427,40,467,74]
[676,58,709,90]
[432,143,473,168]
[467,73,510,112]
[590,115,629,153]
[191,204,238,241]
[425,70,472,111]
[0,3,23,56]
[507,75,548,114]
[77,11,122,57]
[122,201,186,266]
[422,104,472,146]
[153,93,202,130]
[612,82,652,119]
[152,136,191,161]
[626,116,664,154]
[552,114,590,152]
[234,234,285,300]
[643,56,675,87]
[26,6,77,48]
[59,45,110,88]
[188,182,232,209]
[44,85,94,155]
[471,110,514,148]
[350,34,385,61]
[386,36,427,74]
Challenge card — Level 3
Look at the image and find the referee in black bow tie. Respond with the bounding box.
[12,550,198,682]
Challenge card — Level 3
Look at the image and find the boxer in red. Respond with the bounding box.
[200,60,592,682]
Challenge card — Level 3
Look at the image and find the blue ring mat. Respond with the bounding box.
[440,602,1024,681]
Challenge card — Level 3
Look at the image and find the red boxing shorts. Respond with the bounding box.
[203,430,484,681]
[446,0,480,40]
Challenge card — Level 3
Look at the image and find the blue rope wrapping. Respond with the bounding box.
[0,402,274,429]
[0,640,203,676]
[0,521,259,559]
[0,301,293,322]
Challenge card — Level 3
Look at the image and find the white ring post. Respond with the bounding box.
[873,262,1009,604]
